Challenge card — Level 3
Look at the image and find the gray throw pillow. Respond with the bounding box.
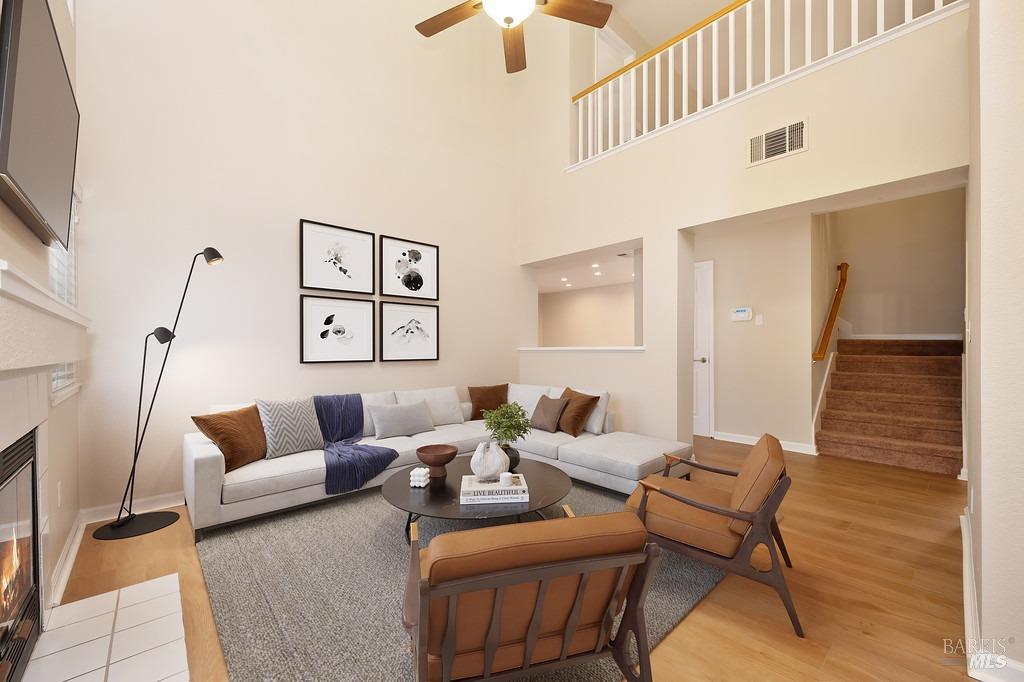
[256,398,323,459]
[531,395,568,433]
[369,402,435,439]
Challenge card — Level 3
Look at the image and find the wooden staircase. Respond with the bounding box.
[816,339,963,476]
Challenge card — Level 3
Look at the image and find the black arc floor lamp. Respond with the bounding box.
[94,247,224,540]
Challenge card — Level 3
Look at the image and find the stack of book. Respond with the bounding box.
[460,474,529,504]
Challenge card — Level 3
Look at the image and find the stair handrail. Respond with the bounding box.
[813,263,849,362]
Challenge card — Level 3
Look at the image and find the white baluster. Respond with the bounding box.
[765,0,772,82]
[619,74,627,143]
[577,101,584,163]
[697,29,705,110]
[852,0,859,44]
[587,92,595,158]
[682,37,690,116]
[784,0,791,74]
[877,0,884,35]
[905,0,913,22]
[746,3,753,89]
[668,44,676,123]
[805,0,813,66]
[597,86,604,153]
[630,68,637,138]
[729,11,736,98]
[608,82,615,148]
[655,51,662,129]
[712,21,720,104]
[642,61,649,134]
[827,0,835,54]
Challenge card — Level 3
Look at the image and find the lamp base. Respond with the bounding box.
[92,511,180,540]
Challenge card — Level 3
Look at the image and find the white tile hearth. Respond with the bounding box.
[25,573,189,682]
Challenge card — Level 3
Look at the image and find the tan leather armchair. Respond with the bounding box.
[626,434,804,637]
[403,509,661,681]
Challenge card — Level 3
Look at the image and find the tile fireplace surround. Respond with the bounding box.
[0,259,89,634]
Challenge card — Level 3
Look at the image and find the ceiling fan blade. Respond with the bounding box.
[415,1,482,37]
[502,25,527,73]
[536,0,612,29]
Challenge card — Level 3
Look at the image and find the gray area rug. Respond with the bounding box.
[197,483,723,681]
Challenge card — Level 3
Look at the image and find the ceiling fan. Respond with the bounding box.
[416,0,613,74]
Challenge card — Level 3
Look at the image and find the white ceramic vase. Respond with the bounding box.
[470,442,509,481]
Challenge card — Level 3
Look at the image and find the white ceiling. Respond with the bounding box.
[608,0,727,50]
[529,241,641,294]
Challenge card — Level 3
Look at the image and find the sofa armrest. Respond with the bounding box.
[182,432,227,532]
[604,411,617,434]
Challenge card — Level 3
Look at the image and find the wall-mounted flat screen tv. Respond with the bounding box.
[0,0,79,249]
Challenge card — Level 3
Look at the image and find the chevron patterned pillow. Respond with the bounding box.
[256,398,324,459]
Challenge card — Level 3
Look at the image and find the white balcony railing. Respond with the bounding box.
[571,0,965,167]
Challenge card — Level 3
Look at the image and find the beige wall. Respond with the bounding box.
[539,283,635,347]
[73,1,526,506]
[694,216,814,446]
[968,0,1024,662]
[810,213,840,408]
[830,188,966,336]
[518,11,969,444]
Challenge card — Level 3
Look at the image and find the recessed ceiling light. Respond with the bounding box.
[594,272,602,276]
[560,277,567,282]
[565,283,572,287]
[591,263,600,268]
[631,273,635,277]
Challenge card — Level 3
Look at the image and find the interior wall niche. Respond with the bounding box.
[526,240,643,348]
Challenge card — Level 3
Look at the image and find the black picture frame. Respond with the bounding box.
[379,301,440,362]
[300,294,376,364]
[300,219,375,295]
[379,234,440,301]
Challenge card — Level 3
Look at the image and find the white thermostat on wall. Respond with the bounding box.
[731,307,753,322]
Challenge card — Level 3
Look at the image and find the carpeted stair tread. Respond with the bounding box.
[837,339,963,356]
[830,371,961,397]
[835,354,961,376]
[821,410,962,446]
[825,389,961,408]
[816,430,962,460]
[821,409,961,432]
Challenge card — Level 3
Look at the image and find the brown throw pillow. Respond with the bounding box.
[558,388,601,437]
[531,395,568,433]
[192,405,267,473]
[468,383,509,420]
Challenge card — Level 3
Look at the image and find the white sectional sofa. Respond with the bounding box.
[182,384,691,538]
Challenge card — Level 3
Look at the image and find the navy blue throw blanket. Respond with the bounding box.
[313,393,398,495]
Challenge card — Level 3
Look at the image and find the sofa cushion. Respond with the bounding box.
[191,405,266,473]
[371,402,435,439]
[361,391,397,437]
[256,398,324,459]
[531,396,568,433]
[514,429,595,460]
[396,387,464,425]
[557,388,600,437]
[559,432,693,481]
[412,424,489,454]
[468,384,508,420]
[222,449,325,504]
[507,384,552,418]
[548,387,610,435]
[358,435,423,469]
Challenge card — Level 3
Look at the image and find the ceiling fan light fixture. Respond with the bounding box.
[482,0,535,28]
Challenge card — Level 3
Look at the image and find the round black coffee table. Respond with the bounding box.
[381,455,572,543]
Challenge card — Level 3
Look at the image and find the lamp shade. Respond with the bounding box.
[482,0,535,28]
[153,327,175,344]
[202,247,224,265]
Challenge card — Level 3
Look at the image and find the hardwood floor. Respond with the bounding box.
[63,436,968,681]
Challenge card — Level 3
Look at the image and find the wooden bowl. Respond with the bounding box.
[416,444,458,478]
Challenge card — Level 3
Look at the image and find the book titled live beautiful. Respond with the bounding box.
[460,474,530,504]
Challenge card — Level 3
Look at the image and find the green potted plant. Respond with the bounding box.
[482,402,532,472]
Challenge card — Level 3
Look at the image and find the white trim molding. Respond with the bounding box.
[517,346,646,353]
[713,431,817,456]
[812,351,837,428]
[0,259,90,327]
[847,333,964,340]
[50,381,81,408]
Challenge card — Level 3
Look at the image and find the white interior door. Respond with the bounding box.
[693,261,714,437]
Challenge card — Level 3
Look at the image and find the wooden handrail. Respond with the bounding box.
[571,0,751,103]
[813,263,849,361]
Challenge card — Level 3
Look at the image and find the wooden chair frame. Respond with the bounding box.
[406,508,662,682]
[634,454,804,637]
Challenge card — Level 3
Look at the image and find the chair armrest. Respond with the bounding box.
[683,458,740,477]
[637,479,754,522]
[182,433,227,531]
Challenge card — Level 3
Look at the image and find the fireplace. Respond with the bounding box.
[0,432,38,681]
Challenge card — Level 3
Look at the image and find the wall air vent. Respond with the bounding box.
[749,120,807,167]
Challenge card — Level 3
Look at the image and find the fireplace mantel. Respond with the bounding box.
[0,259,89,374]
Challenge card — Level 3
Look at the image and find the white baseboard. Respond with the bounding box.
[847,333,964,340]
[961,512,1024,681]
[47,491,185,614]
[713,431,817,456]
